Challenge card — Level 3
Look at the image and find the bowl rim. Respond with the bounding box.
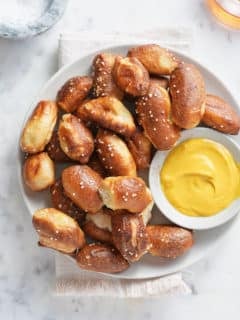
[149,127,240,230]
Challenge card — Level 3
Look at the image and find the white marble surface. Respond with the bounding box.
[1,0,240,319]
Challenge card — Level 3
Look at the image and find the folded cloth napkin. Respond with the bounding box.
[58,29,192,67]
[55,29,193,297]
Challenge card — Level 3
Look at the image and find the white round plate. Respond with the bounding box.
[18,45,240,279]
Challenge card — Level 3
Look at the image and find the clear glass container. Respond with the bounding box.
[206,0,240,29]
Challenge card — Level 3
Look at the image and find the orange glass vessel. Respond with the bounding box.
[206,0,240,29]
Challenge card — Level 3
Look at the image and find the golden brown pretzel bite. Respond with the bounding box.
[128,44,179,75]
[83,209,113,244]
[99,176,153,213]
[150,77,169,89]
[96,129,137,176]
[62,165,103,213]
[113,56,150,97]
[136,81,180,150]
[57,76,93,113]
[109,199,153,222]
[92,53,123,100]
[76,243,129,273]
[58,114,94,163]
[20,101,58,154]
[126,129,152,170]
[46,131,72,162]
[169,63,206,129]
[83,221,112,244]
[23,152,55,191]
[139,200,153,225]
[202,94,240,134]
[111,212,150,262]
[50,179,86,225]
[76,96,136,137]
[88,153,107,178]
[33,208,85,253]
[146,225,193,258]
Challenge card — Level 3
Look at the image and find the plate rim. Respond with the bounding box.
[17,44,240,279]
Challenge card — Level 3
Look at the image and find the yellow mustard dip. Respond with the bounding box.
[160,138,240,217]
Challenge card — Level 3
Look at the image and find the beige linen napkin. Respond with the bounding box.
[58,29,192,66]
[55,29,193,297]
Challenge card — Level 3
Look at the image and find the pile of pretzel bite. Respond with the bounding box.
[20,44,240,273]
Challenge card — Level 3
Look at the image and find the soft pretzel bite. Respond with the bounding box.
[99,176,153,213]
[73,98,97,133]
[46,131,71,162]
[169,63,206,129]
[140,201,153,225]
[136,81,180,150]
[127,44,179,75]
[76,96,136,137]
[146,225,193,258]
[62,165,103,213]
[126,129,152,169]
[20,101,58,154]
[57,76,93,113]
[150,77,169,89]
[33,208,85,253]
[76,243,129,273]
[110,200,153,223]
[58,114,94,163]
[83,209,113,244]
[96,129,137,176]
[113,57,150,97]
[92,53,123,100]
[83,221,112,244]
[202,94,240,134]
[88,153,107,178]
[111,212,150,262]
[50,179,85,225]
[85,208,112,231]
[23,152,55,191]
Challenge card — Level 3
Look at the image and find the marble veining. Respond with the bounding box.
[0,0,240,319]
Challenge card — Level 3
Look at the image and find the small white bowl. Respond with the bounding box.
[149,127,240,230]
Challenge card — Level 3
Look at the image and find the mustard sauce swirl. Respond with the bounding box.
[160,138,240,217]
